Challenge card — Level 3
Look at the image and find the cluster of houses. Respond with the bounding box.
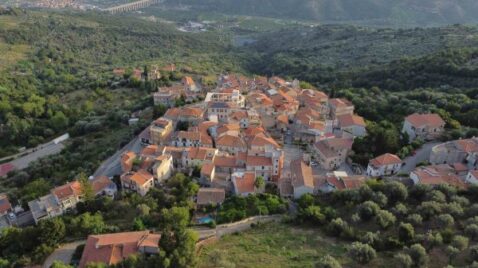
[4,70,478,267]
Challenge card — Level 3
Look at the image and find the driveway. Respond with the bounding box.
[43,240,85,268]
[400,142,440,173]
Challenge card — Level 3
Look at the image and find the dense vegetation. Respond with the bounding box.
[162,0,478,27]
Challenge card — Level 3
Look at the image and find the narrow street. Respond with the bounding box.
[400,142,439,173]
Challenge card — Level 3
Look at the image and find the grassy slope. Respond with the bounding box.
[198,222,396,268]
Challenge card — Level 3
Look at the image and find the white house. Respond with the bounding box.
[402,113,445,142]
[366,153,402,177]
[465,170,478,184]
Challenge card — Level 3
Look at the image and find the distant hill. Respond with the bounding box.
[165,0,478,27]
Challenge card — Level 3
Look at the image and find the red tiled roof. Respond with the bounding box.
[405,113,445,128]
[249,133,280,148]
[201,163,215,177]
[79,231,160,268]
[246,155,272,166]
[52,181,82,200]
[0,194,12,215]
[291,160,314,188]
[234,172,256,194]
[455,138,478,153]
[91,176,115,194]
[369,153,402,167]
[337,114,366,127]
[0,163,15,177]
[197,188,225,205]
[216,134,246,148]
[128,170,154,186]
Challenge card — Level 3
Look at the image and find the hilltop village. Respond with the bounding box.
[1,68,478,267]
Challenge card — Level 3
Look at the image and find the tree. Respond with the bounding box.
[78,173,95,202]
[445,246,459,265]
[254,176,265,190]
[37,217,66,247]
[465,224,478,241]
[316,255,341,268]
[437,214,455,228]
[375,209,396,229]
[394,253,413,268]
[157,207,198,268]
[383,181,408,203]
[50,111,69,131]
[358,201,380,221]
[347,242,376,264]
[69,213,107,238]
[50,261,73,268]
[408,244,428,268]
[398,222,415,243]
[470,245,478,262]
[301,205,325,224]
[451,235,469,251]
[406,214,422,227]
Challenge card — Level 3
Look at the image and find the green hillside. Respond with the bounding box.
[164,0,478,27]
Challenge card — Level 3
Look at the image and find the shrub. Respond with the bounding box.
[465,224,478,241]
[418,201,442,220]
[316,255,342,268]
[328,218,354,239]
[426,190,447,203]
[358,201,380,221]
[437,214,455,228]
[392,203,408,217]
[361,232,380,247]
[423,231,443,250]
[375,209,396,229]
[383,181,408,203]
[347,242,376,264]
[408,244,428,268]
[406,214,423,226]
[450,195,469,207]
[443,202,464,218]
[394,253,413,268]
[398,222,415,243]
[371,192,388,208]
[301,205,326,224]
[470,245,478,262]
[451,235,469,251]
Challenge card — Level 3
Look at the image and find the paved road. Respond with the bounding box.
[93,129,146,177]
[11,143,65,170]
[43,240,85,268]
[400,142,440,173]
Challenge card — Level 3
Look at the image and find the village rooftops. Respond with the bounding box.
[329,98,354,108]
[405,113,445,128]
[124,170,154,186]
[369,153,402,168]
[291,160,314,188]
[196,188,225,205]
[79,231,160,268]
[52,181,82,201]
[337,114,366,127]
[0,194,12,215]
[232,172,256,194]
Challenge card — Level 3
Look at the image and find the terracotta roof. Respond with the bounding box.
[291,160,314,188]
[244,126,265,137]
[180,107,203,118]
[164,108,180,119]
[277,114,289,124]
[187,147,216,161]
[152,118,171,128]
[337,114,366,127]
[128,170,154,186]
[197,188,225,205]
[413,164,467,189]
[249,133,280,148]
[230,111,248,121]
[326,175,366,190]
[178,131,201,141]
[141,145,159,157]
[216,134,246,148]
[233,172,256,194]
[0,194,12,215]
[329,98,353,108]
[455,138,478,153]
[214,155,240,168]
[201,163,215,177]
[91,176,116,194]
[246,155,272,166]
[52,181,82,200]
[217,123,241,136]
[405,113,445,128]
[79,231,160,268]
[369,153,402,167]
[198,121,218,133]
[452,162,468,172]
[324,137,353,150]
[182,76,195,86]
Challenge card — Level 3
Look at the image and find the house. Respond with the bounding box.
[204,90,245,108]
[152,155,173,183]
[290,160,315,199]
[328,98,354,119]
[336,114,366,137]
[314,137,353,170]
[52,181,83,211]
[200,162,216,184]
[121,151,137,173]
[465,170,478,184]
[79,231,161,268]
[402,113,445,142]
[182,76,198,92]
[91,176,117,197]
[178,107,204,125]
[216,134,247,155]
[173,131,203,147]
[28,194,63,224]
[153,85,183,107]
[196,188,225,207]
[320,172,367,192]
[120,170,155,196]
[410,164,467,189]
[232,172,257,196]
[366,153,402,177]
[181,147,217,168]
[213,155,246,179]
[150,118,173,145]
[207,102,237,122]
[430,138,478,168]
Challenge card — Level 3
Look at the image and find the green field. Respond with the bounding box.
[198,222,395,268]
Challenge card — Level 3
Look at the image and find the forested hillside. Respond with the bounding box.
[164,0,478,27]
